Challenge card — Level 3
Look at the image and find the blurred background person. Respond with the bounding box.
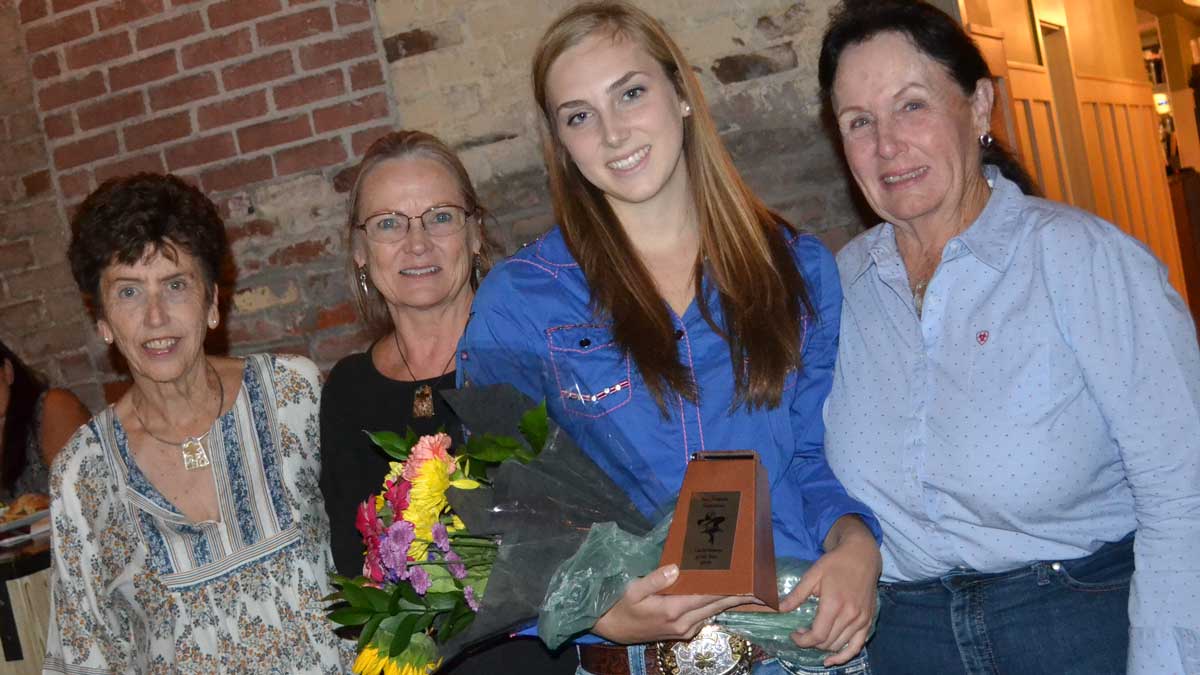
[0,339,89,502]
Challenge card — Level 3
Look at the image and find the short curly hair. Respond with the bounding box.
[69,173,226,313]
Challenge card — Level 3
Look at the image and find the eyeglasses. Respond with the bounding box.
[355,204,473,243]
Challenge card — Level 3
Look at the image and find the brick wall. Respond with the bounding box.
[1,0,867,407]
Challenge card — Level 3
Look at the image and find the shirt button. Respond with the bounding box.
[674,329,684,340]
[579,338,591,348]
[459,350,469,361]
[1051,562,1062,572]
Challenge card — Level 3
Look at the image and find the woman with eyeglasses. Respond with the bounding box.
[318,130,579,673]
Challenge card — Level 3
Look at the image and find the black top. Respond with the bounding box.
[319,349,462,578]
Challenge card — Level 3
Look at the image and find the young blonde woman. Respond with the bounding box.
[460,3,882,674]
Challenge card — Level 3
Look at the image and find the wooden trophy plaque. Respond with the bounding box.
[658,451,778,611]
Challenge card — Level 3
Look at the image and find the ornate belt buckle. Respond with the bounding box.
[656,624,753,675]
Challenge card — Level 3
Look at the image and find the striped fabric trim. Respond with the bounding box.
[158,525,301,590]
[41,656,114,675]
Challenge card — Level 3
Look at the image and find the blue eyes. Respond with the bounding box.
[376,217,399,231]
[621,86,645,101]
[118,287,137,299]
[562,85,648,128]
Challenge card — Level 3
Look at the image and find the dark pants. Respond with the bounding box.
[440,636,579,675]
[867,533,1134,675]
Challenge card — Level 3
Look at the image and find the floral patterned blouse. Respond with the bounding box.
[43,354,352,674]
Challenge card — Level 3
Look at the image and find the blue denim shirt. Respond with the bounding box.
[459,226,880,563]
[825,166,1200,673]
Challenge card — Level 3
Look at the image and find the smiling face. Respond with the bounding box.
[832,32,993,233]
[545,30,691,214]
[352,157,479,316]
[97,245,217,385]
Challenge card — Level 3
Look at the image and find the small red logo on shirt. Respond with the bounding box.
[977,330,989,345]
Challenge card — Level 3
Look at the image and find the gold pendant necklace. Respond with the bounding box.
[131,360,225,471]
[393,331,456,419]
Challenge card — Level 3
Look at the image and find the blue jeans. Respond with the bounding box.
[867,533,1134,675]
[574,645,871,675]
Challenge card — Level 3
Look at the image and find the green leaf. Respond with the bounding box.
[365,430,413,460]
[357,614,384,652]
[328,607,373,626]
[361,586,392,613]
[388,613,420,657]
[339,582,372,609]
[461,433,525,463]
[518,400,549,454]
[423,591,460,611]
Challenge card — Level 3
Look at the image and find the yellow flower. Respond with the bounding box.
[353,646,384,674]
[354,647,440,675]
[401,456,454,558]
[384,461,405,484]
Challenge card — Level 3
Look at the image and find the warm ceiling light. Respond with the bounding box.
[1186,0,1200,6]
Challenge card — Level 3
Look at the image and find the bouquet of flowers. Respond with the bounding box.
[327,401,552,675]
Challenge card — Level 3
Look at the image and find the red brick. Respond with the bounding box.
[18,0,48,24]
[51,0,97,12]
[207,0,280,30]
[0,301,45,334]
[334,0,370,27]
[30,52,60,80]
[272,70,344,109]
[275,136,345,176]
[298,29,374,70]
[78,90,145,130]
[226,218,275,242]
[25,11,94,53]
[148,71,217,110]
[109,49,177,91]
[38,71,106,111]
[236,114,311,152]
[351,124,391,156]
[267,238,329,265]
[135,11,203,49]
[349,59,383,91]
[315,300,356,329]
[200,156,274,193]
[256,7,332,47]
[123,110,191,150]
[165,132,237,170]
[65,31,133,70]
[96,0,164,31]
[53,131,119,170]
[221,51,294,90]
[311,325,371,362]
[58,170,92,199]
[22,170,52,198]
[313,92,387,133]
[93,150,165,182]
[44,112,74,139]
[0,242,36,272]
[180,28,252,69]
[7,111,40,140]
[197,90,268,130]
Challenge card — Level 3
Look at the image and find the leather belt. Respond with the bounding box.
[578,628,767,675]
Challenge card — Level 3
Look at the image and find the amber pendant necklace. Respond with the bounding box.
[393,331,456,418]
[131,360,225,471]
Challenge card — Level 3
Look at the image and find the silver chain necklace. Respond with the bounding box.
[131,359,225,471]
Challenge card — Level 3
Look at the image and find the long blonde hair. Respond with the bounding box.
[532,1,812,411]
[345,130,502,333]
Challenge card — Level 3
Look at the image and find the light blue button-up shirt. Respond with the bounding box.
[460,226,880,563]
[824,166,1200,673]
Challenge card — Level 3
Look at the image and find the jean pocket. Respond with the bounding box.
[547,324,634,418]
[1046,543,1134,593]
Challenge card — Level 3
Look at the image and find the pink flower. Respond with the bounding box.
[355,499,382,540]
[432,523,450,552]
[402,433,455,482]
[464,586,479,612]
[363,539,384,583]
[385,479,411,514]
[379,520,416,582]
[445,550,467,580]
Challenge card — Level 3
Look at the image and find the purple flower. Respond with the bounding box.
[445,550,467,580]
[378,520,415,582]
[409,565,432,595]
[464,585,479,612]
[432,522,450,552]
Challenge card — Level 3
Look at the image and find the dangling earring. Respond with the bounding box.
[978,132,995,149]
[472,253,482,288]
[358,266,369,295]
[683,102,692,115]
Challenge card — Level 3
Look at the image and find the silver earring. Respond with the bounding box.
[358,266,369,295]
[683,103,692,114]
[472,253,482,288]
[979,132,995,149]
[208,317,218,329]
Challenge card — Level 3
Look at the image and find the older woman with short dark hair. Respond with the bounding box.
[45,173,349,673]
[818,2,1200,674]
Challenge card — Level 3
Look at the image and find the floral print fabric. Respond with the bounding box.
[43,354,351,674]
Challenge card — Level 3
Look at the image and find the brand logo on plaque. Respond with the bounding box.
[680,491,740,570]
